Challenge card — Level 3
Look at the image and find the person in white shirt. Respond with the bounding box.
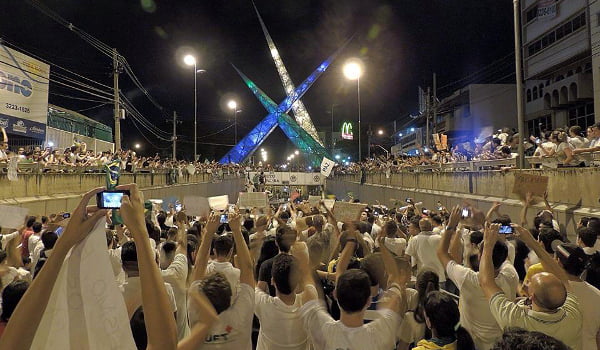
[31,231,58,277]
[255,253,309,350]
[577,227,598,256]
[567,125,589,149]
[437,206,519,350]
[205,234,240,298]
[573,122,600,156]
[479,224,582,350]
[554,242,600,350]
[405,218,446,287]
[373,221,407,256]
[189,212,255,350]
[299,231,406,350]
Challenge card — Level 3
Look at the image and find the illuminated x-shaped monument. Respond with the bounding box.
[219,41,348,166]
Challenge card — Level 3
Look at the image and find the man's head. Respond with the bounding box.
[335,269,372,314]
[41,216,48,225]
[121,241,139,273]
[255,216,268,231]
[491,328,569,350]
[312,215,324,231]
[275,226,296,253]
[538,228,562,254]
[41,231,58,250]
[529,272,566,311]
[418,218,432,232]
[213,234,234,258]
[588,217,600,234]
[408,217,421,236]
[271,254,300,295]
[577,227,597,249]
[197,272,232,314]
[26,216,36,228]
[166,227,178,242]
[430,214,443,227]
[159,242,177,269]
[478,240,508,270]
[383,221,398,238]
[553,243,587,277]
[156,213,167,226]
[32,222,43,234]
[360,253,384,287]
[1,280,29,322]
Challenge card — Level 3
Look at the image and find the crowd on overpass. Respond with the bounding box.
[0,181,598,349]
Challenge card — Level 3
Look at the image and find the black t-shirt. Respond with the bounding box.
[258,254,278,296]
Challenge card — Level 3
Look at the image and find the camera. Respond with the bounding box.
[62,213,71,219]
[220,214,229,224]
[96,190,130,209]
[499,225,513,234]
[461,208,471,219]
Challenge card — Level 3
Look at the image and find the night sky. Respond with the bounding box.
[1,0,515,161]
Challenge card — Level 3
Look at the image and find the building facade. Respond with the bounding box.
[522,0,596,136]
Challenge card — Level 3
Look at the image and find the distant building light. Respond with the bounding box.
[410,128,415,132]
[335,154,341,160]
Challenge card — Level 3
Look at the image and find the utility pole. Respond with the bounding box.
[426,87,431,147]
[514,0,526,168]
[433,73,437,142]
[367,124,372,159]
[168,111,181,161]
[112,48,121,151]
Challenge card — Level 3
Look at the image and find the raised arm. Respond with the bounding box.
[192,213,219,282]
[229,213,254,287]
[520,192,533,227]
[485,202,502,222]
[478,223,503,300]
[119,184,177,350]
[174,211,188,256]
[177,290,218,350]
[0,188,107,350]
[512,224,570,289]
[437,206,462,268]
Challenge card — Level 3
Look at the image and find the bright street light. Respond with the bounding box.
[227,100,240,144]
[343,58,364,161]
[378,130,384,135]
[335,154,340,160]
[294,150,299,155]
[227,100,237,110]
[183,54,196,66]
[134,143,141,149]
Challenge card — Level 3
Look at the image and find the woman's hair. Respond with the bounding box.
[425,291,475,350]
[569,125,583,137]
[551,130,568,143]
[413,270,440,323]
[255,236,278,279]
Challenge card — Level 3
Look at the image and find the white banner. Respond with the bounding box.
[537,0,558,21]
[0,44,49,139]
[249,172,324,185]
[320,157,336,177]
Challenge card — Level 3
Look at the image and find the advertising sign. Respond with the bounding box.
[0,44,49,139]
[341,122,354,140]
[248,172,324,185]
[537,0,558,21]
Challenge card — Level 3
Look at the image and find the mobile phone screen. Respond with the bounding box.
[97,190,130,209]
[461,208,470,218]
[499,225,513,234]
[220,214,228,224]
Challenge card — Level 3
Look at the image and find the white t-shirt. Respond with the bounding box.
[300,299,399,350]
[192,283,254,350]
[569,281,600,350]
[405,232,446,282]
[446,260,519,350]
[254,287,310,350]
[121,276,177,317]
[161,253,190,340]
[207,260,241,298]
[397,311,426,346]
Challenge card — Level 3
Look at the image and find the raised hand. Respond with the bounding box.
[228,212,242,233]
[483,222,500,247]
[447,205,461,229]
[511,224,535,244]
[117,184,146,236]
[204,213,220,235]
[59,187,107,248]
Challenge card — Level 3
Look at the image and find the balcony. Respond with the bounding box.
[542,72,593,108]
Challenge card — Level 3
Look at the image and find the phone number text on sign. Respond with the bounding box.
[5,103,30,113]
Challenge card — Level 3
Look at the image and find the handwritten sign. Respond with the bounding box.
[323,199,335,211]
[0,205,29,229]
[333,202,367,222]
[238,192,268,209]
[308,195,322,207]
[208,195,229,211]
[183,196,211,217]
[512,173,548,199]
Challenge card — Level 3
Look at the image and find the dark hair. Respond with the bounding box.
[430,214,443,225]
[556,243,587,276]
[32,222,43,234]
[409,216,421,230]
[483,240,509,270]
[425,291,475,350]
[166,227,178,241]
[26,216,36,228]
[579,216,590,228]
[492,215,512,227]
[41,216,48,224]
[585,252,600,289]
[538,228,562,254]
[199,272,232,314]
[469,231,483,245]
[0,250,7,264]
[161,241,177,261]
[361,253,384,287]
[156,213,166,225]
[413,270,440,323]
[255,237,278,279]
[383,221,398,237]
[271,254,298,295]
[577,227,597,248]
[121,241,138,263]
[336,269,371,313]
[587,217,600,234]
[491,327,569,350]
[41,231,58,250]
[213,234,233,257]
[275,226,296,253]
[130,306,147,350]
[1,280,29,322]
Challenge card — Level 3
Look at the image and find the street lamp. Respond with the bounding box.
[227,100,240,144]
[343,59,363,161]
[378,129,384,135]
[134,143,141,149]
[183,54,204,161]
[294,150,299,155]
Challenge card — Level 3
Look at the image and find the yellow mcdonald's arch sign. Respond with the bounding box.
[341,122,353,140]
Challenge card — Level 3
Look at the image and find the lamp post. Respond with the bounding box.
[183,55,205,162]
[343,59,363,161]
[227,100,240,144]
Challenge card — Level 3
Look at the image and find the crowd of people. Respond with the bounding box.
[0,182,598,349]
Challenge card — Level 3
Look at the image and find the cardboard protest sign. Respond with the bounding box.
[208,195,229,211]
[333,202,367,222]
[320,157,336,177]
[183,196,211,217]
[238,192,268,209]
[512,173,549,199]
[308,195,322,207]
[0,205,29,229]
[323,199,335,211]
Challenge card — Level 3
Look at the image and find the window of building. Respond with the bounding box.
[526,7,538,23]
[533,86,538,100]
[576,66,583,73]
[527,12,586,57]
[539,84,544,96]
[527,89,532,102]
[568,102,595,129]
[585,62,592,73]
[527,115,552,137]
[567,70,574,77]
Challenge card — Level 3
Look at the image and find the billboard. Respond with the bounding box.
[0,44,50,140]
[341,122,353,140]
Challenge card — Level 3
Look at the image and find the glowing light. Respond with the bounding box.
[343,60,363,80]
[270,48,279,58]
[183,55,196,66]
[47,141,54,147]
[227,100,238,110]
[135,143,141,149]
[377,130,384,135]
[399,133,403,137]
[294,150,299,155]
[335,154,341,160]
[308,166,312,170]
[410,127,415,132]
[424,147,429,152]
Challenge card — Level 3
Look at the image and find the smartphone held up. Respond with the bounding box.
[97,190,130,209]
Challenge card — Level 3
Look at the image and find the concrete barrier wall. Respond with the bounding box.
[328,169,600,240]
[0,173,244,217]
